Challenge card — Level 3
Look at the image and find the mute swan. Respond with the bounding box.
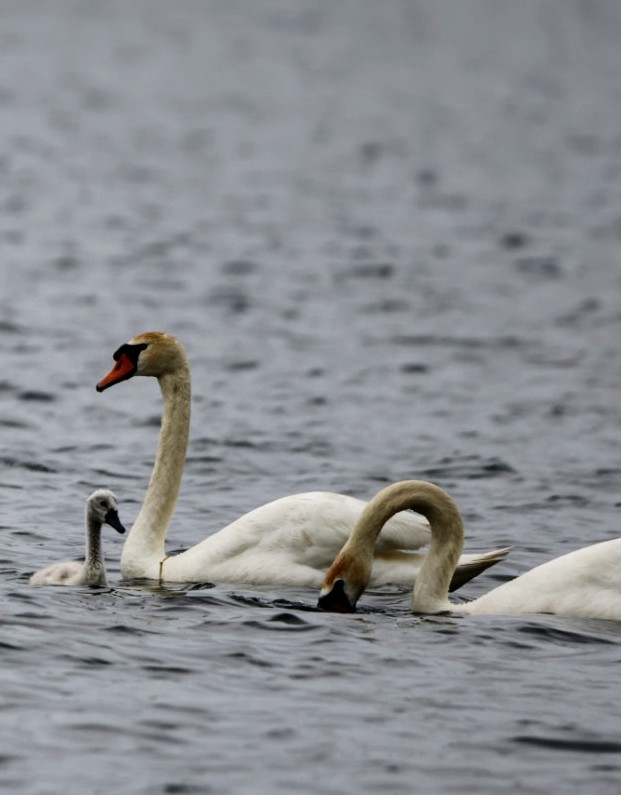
[29,489,126,587]
[318,480,621,621]
[95,332,510,588]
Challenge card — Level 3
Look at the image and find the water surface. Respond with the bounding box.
[1,2,621,793]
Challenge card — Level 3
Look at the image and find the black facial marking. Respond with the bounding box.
[112,342,149,363]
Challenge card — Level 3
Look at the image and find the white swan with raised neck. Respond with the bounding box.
[318,480,621,621]
[29,489,126,587]
[96,332,510,589]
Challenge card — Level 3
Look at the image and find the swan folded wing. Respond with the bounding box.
[467,537,621,619]
[231,491,432,562]
[162,492,431,587]
[164,533,328,587]
[207,491,426,549]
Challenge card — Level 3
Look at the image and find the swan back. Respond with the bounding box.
[465,537,621,619]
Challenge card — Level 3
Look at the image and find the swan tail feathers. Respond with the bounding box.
[449,546,513,592]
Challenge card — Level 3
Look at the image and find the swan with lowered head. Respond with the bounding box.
[95,332,510,588]
[318,480,621,621]
[29,489,126,587]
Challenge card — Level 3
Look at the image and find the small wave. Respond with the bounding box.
[17,390,56,402]
[364,299,410,314]
[69,656,114,668]
[514,255,562,279]
[205,285,250,313]
[420,455,515,480]
[223,359,260,372]
[513,735,621,754]
[388,334,526,350]
[103,624,158,637]
[0,640,25,651]
[225,651,275,668]
[141,664,195,677]
[241,611,318,632]
[221,259,259,276]
[0,456,56,473]
[517,623,616,646]
[336,263,395,280]
[545,493,589,506]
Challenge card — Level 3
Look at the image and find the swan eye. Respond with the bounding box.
[113,342,149,363]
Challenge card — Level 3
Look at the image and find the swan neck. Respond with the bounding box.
[124,366,191,566]
[347,483,425,557]
[85,513,104,569]
[336,480,464,609]
[409,484,464,613]
[341,480,463,612]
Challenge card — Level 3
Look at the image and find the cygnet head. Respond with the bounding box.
[96,332,188,392]
[87,489,126,534]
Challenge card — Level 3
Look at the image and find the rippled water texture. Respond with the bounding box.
[1,1,621,793]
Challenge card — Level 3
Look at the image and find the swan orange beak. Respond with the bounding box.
[96,353,137,392]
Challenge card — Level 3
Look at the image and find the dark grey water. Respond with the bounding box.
[2,1,621,792]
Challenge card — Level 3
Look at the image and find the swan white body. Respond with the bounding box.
[96,332,509,589]
[462,537,621,619]
[318,480,621,621]
[158,490,505,589]
[29,489,126,587]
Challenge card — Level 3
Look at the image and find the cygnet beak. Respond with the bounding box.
[105,508,126,534]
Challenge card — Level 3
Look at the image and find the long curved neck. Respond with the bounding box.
[83,512,105,585]
[409,484,464,613]
[335,480,464,610]
[124,366,191,566]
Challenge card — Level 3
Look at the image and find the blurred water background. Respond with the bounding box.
[1,1,621,793]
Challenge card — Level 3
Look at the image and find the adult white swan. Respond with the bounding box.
[30,489,126,587]
[318,479,621,621]
[96,332,509,588]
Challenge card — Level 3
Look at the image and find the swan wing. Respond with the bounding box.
[165,491,430,580]
[467,537,621,620]
[248,491,433,558]
[29,561,85,586]
[164,492,509,590]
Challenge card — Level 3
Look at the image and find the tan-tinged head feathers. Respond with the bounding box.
[96,331,189,390]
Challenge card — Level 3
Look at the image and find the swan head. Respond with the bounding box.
[317,550,371,613]
[87,489,126,534]
[96,332,187,391]
[317,578,361,613]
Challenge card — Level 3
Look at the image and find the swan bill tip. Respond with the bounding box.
[318,579,357,613]
[96,374,119,392]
